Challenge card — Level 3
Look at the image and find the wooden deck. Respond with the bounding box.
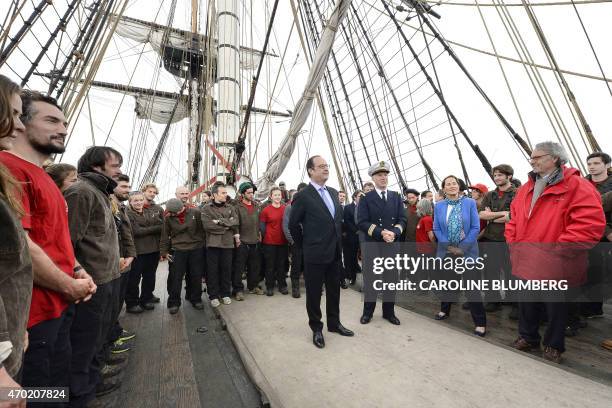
[364,279,612,385]
[93,264,610,407]
[100,263,261,408]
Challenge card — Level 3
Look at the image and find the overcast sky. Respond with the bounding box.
[1,0,611,200]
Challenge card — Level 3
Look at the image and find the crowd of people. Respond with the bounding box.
[0,74,611,407]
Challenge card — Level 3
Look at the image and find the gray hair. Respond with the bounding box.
[416,197,433,217]
[534,141,569,166]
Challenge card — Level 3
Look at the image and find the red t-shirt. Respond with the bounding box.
[415,215,434,254]
[259,204,287,245]
[0,152,75,328]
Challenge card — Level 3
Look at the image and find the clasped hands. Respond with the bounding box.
[381,229,396,243]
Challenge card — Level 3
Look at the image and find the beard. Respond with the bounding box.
[29,135,66,155]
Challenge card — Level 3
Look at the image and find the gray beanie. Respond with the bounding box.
[166,198,184,213]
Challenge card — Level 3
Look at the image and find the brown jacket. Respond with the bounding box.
[235,200,260,244]
[114,202,137,272]
[64,172,120,285]
[159,207,205,255]
[128,206,163,255]
[201,202,239,248]
[0,197,32,378]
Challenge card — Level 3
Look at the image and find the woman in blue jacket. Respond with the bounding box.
[432,175,487,337]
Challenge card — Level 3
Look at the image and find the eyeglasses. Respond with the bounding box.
[529,154,550,162]
[315,164,330,169]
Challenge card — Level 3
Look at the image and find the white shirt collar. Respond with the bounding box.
[375,187,387,199]
[310,180,326,191]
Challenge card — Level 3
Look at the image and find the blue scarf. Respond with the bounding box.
[446,197,465,246]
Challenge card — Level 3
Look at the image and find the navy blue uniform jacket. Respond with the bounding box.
[357,190,407,242]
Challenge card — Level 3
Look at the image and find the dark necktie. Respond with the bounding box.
[381,191,387,203]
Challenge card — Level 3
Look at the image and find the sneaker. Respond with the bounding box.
[118,330,135,342]
[126,305,143,314]
[100,364,123,379]
[95,379,121,397]
[222,297,232,305]
[211,299,221,308]
[249,287,264,295]
[168,306,179,314]
[110,339,130,354]
[235,292,245,301]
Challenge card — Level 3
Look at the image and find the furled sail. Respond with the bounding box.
[112,14,270,79]
[254,0,353,199]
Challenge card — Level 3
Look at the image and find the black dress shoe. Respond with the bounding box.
[384,316,401,325]
[141,303,154,310]
[192,302,204,310]
[340,279,348,289]
[313,331,325,348]
[266,288,274,296]
[150,296,161,303]
[328,323,354,337]
[360,315,372,324]
[126,305,143,314]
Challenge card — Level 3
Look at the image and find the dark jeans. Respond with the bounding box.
[207,247,233,300]
[342,238,359,282]
[70,281,113,407]
[519,301,567,352]
[22,305,74,403]
[304,261,341,332]
[233,243,261,292]
[126,252,158,307]
[262,244,288,290]
[167,247,203,307]
[289,244,303,283]
[108,271,129,343]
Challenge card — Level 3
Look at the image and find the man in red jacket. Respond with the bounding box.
[506,141,605,363]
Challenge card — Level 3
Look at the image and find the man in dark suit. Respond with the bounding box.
[289,155,354,348]
[358,161,407,325]
[342,190,363,285]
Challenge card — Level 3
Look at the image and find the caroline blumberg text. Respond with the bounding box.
[372,254,485,275]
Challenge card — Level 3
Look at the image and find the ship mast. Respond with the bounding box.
[215,0,241,184]
[187,0,201,191]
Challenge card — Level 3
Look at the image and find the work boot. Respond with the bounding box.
[100,364,123,379]
[95,379,121,397]
[249,287,264,295]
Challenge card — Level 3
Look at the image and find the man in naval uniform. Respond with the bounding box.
[357,161,407,325]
